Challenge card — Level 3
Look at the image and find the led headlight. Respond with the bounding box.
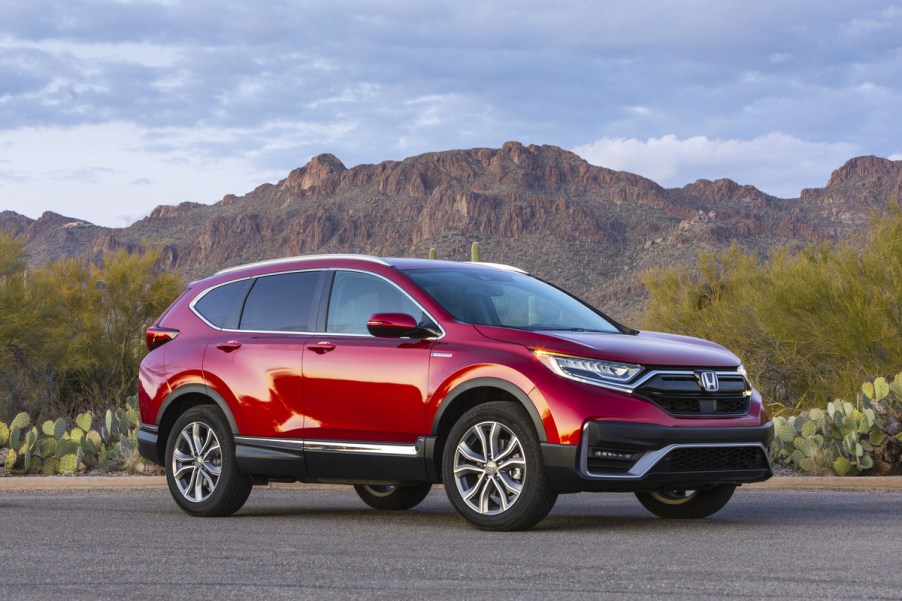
[533,350,642,389]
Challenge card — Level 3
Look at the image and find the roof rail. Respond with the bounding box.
[215,254,389,276]
[478,262,528,274]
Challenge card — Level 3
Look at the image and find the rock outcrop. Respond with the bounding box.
[2,143,900,320]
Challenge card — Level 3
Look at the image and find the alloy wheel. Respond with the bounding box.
[172,421,223,503]
[650,489,699,505]
[453,420,526,515]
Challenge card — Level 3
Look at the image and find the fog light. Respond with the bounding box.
[593,450,634,460]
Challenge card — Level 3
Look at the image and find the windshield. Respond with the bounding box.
[403,267,619,333]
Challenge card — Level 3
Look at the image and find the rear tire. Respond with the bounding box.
[442,401,557,531]
[635,484,736,519]
[353,483,432,510]
[165,406,252,517]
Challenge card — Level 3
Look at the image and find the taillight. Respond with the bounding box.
[145,326,180,351]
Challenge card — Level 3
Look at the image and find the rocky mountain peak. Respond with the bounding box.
[284,153,347,193]
[826,155,900,188]
[2,144,900,321]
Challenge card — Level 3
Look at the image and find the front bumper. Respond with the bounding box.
[543,421,774,493]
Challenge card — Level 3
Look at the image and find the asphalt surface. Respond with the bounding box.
[2,486,900,600]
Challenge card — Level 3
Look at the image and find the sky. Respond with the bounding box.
[1,1,901,228]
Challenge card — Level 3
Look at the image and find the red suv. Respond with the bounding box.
[138,255,773,530]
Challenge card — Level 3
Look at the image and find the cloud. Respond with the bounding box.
[0,122,287,227]
[573,133,862,197]
[0,2,900,225]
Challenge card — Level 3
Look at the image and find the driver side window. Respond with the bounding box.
[326,271,424,335]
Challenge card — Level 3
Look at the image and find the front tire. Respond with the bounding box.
[354,484,432,510]
[635,484,736,519]
[442,401,557,531]
[165,406,252,517]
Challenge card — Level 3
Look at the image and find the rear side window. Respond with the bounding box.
[193,279,252,329]
[239,271,321,332]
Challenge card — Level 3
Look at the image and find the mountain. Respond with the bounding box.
[1,143,900,322]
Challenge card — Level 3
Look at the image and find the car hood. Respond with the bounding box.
[473,326,740,368]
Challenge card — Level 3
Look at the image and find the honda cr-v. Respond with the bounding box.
[138,255,773,530]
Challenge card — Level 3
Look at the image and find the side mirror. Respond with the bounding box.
[367,313,438,338]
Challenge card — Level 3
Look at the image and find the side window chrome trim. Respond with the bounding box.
[188,267,445,340]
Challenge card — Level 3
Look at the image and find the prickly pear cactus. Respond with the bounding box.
[41,420,55,436]
[42,457,58,475]
[105,409,114,440]
[76,412,92,432]
[57,453,78,474]
[9,426,22,450]
[82,430,102,455]
[69,427,85,444]
[125,409,139,429]
[53,418,66,439]
[0,422,8,447]
[38,438,57,458]
[55,439,79,458]
[10,412,30,430]
[3,448,16,471]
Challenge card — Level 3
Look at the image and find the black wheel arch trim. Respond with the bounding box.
[431,377,548,442]
[156,383,240,434]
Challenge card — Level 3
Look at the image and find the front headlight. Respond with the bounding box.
[533,350,642,389]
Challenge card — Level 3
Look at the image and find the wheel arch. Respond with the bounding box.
[155,384,239,462]
[428,378,547,481]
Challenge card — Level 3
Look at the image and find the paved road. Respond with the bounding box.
[2,486,900,600]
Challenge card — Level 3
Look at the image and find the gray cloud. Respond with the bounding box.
[0,1,900,226]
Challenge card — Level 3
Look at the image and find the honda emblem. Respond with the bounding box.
[698,371,719,392]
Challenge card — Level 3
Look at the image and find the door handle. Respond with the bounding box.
[309,341,336,354]
[216,340,242,352]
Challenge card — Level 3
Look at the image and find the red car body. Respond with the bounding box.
[138,255,773,529]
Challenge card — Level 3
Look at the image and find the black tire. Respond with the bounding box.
[353,483,432,510]
[635,484,736,519]
[165,405,252,517]
[442,401,557,531]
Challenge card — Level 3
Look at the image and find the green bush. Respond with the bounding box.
[0,237,183,419]
[641,204,902,408]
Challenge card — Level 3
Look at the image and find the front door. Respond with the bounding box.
[302,270,436,445]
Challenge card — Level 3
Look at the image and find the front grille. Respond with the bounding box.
[651,446,768,472]
[636,373,750,416]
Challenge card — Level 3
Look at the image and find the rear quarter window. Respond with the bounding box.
[193,279,252,329]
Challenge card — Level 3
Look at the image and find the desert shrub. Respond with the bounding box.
[641,205,902,408]
[0,237,183,419]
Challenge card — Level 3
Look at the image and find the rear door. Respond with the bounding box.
[201,270,323,437]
